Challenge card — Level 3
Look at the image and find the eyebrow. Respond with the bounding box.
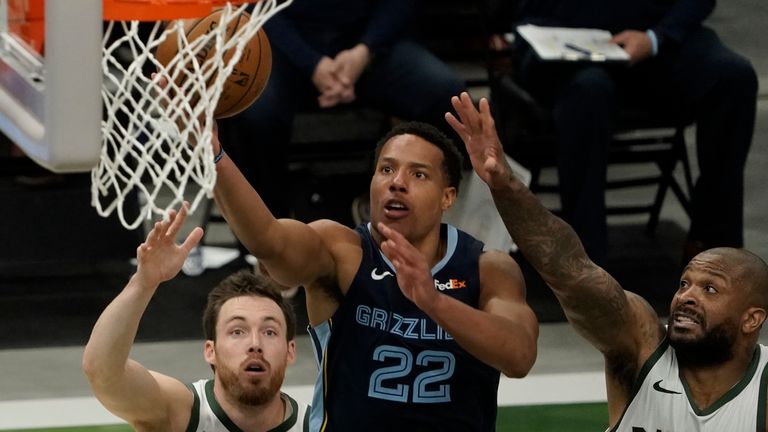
[261,316,282,327]
[687,268,729,284]
[223,315,283,327]
[379,156,434,171]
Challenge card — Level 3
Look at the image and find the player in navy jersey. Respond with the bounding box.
[211,118,539,430]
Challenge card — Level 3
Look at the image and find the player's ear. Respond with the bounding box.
[204,340,216,367]
[441,186,457,211]
[287,340,297,365]
[742,307,767,334]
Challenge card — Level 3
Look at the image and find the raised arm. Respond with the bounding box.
[377,223,538,377]
[445,93,663,358]
[211,124,339,288]
[82,206,202,429]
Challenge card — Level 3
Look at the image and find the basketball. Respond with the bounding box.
[155,8,272,119]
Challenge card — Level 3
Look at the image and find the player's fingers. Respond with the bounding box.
[151,72,169,89]
[478,98,498,135]
[457,92,484,135]
[137,243,149,255]
[148,220,164,243]
[445,112,470,143]
[478,98,492,117]
[181,227,204,253]
[379,225,423,266]
[162,209,178,237]
[460,92,482,130]
[450,94,474,129]
[167,203,189,238]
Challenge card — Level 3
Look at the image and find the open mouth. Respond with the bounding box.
[671,310,702,330]
[244,360,266,374]
[674,315,699,324]
[384,199,409,218]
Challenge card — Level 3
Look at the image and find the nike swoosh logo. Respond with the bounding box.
[371,268,393,281]
[652,380,681,395]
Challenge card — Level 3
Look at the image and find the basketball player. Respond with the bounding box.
[211,121,538,430]
[447,92,768,430]
[83,205,310,432]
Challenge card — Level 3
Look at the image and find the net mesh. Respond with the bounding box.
[93,0,290,230]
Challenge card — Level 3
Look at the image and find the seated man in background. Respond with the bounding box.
[83,205,309,431]
[218,0,466,218]
[484,0,758,264]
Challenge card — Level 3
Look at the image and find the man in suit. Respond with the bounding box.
[486,0,758,264]
[219,0,465,218]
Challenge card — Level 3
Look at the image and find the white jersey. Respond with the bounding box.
[611,339,768,432]
[186,379,310,432]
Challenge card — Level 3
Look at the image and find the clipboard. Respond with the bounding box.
[517,24,630,63]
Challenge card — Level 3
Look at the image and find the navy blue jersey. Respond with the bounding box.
[308,223,500,432]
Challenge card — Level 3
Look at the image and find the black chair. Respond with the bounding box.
[488,50,694,236]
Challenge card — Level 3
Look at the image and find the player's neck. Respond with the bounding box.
[680,343,757,410]
[412,226,446,268]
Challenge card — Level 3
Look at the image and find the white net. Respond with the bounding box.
[93,0,290,230]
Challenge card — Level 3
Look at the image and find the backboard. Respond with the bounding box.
[0,0,101,173]
[1,0,288,229]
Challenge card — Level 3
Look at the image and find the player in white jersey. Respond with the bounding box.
[447,92,768,430]
[610,339,768,431]
[84,205,309,431]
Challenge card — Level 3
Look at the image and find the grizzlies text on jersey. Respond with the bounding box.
[308,223,500,431]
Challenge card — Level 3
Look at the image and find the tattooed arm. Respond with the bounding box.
[445,93,664,360]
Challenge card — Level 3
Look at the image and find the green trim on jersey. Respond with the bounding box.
[609,337,670,432]
[303,404,311,431]
[755,355,768,432]
[269,395,299,432]
[185,382,200,432]
[205,380,244,432]
[681,345,760,415]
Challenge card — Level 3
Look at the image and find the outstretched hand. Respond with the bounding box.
[445,92,512,190]
[377,223,439,313]
[135,203,204,288]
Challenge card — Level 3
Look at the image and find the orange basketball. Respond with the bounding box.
[155,9,272,119]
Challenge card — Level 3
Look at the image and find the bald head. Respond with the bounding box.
[690,247,768,309]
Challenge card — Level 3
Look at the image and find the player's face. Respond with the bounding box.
[369,134,455,241]
[205,296,295,406]
[668,252,744,364]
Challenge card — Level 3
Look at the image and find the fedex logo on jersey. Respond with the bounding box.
[433,278,466,291]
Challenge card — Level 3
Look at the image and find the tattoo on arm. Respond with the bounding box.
[492,179,629,335]
[492,183,589,283]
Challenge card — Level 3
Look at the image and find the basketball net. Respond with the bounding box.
[93,0,290,230]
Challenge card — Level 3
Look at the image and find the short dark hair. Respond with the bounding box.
[373,121,463,191]
[202,269,297,342]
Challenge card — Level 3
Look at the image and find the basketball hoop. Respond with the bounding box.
[93,0,290,229]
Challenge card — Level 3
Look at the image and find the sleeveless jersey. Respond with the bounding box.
[611,339,768,432]
[308,223,500,432]
[185,379,311,432]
